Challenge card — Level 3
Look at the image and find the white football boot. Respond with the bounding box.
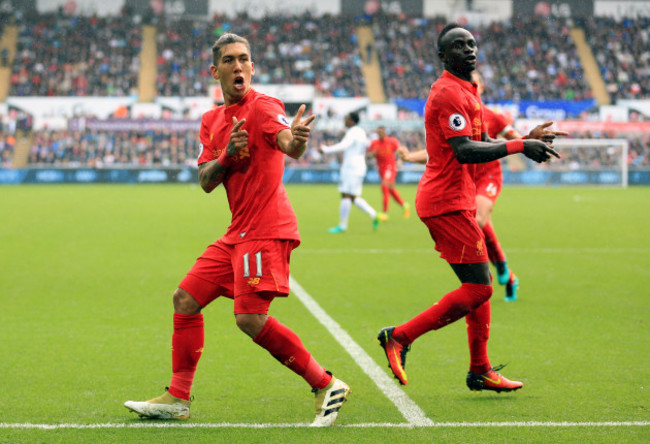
[310,375,350,427]
[124,389,191,419]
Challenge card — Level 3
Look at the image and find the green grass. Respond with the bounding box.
[1,184,648,443]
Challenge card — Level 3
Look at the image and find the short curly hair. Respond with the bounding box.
[212,33,251,65]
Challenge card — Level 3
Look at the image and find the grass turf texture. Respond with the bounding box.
[0,184,648,443]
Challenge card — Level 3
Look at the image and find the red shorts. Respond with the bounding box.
[179,238,299,314]
[475,176,502,204]
[421,211,488,264]
[379,164,397,184]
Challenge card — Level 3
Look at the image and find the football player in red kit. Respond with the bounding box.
[125,33,349,427]
[367,126,410,218]
[379,24,565,393]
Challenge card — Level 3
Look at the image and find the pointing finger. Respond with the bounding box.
[292,104,306,126]
[232,117,246,132]
[546,146,561,158]
[302,114,316,126]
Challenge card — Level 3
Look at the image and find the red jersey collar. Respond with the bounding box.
[441,70,478,94]
[225,88,256,109]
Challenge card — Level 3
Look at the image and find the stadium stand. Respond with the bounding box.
[9,12,141,96]
[153,13,366,98]
[138,25,158,102]
[26,127,196,168]
[23,124,649,172]
[568,27,610,105]
[0,8,648,173]
[0,24,17,102]
[4,11,605,102]
[584,16,650,102]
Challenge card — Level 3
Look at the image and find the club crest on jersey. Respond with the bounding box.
[449,114,466,131]
[277,114,290,128]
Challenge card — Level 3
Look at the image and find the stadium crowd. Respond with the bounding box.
[24,125,649,170]
[26,127,197,168]
[584,16,650,101]
[154,14,365,98]
[371,14,591,102]
[10,11,141,96]
[2,10,649,171]
[5,10,647,102]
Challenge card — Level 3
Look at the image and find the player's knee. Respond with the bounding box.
[173,288,202,315]
[462,282,493,307]
[235,313,267,338]
[476,283,493,304]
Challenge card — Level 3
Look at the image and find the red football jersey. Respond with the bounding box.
[416,71,486,218]
[474,107,510,183]
[197,89,299,245]
[368,136,399,172]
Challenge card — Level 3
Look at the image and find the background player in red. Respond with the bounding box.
[379,24,565,393]
[367,126,410,218]
[472,71,522,301]
[124,33,350,427]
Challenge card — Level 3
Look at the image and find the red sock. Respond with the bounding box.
[483,221,506,264]
[381,184,390,212]
[253,316,331,389]
[389,187,405,207]
[168,313,204,401]
[466,300,491,374]
[393,283,492,344]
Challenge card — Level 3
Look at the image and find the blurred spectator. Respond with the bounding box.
[0,131,15,167]
[1,47,9,67]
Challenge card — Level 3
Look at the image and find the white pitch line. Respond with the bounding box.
[297,247,650,254]
[2,421,649,429]
[289,276,434,427]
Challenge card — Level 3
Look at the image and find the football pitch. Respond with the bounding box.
[1,184,648,443]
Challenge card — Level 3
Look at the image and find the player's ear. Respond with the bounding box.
[210,64,220,81]
[251,61,255,77]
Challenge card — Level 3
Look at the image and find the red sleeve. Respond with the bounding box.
[485,107,509,135]
[257,96,291,148]
[367,140,376,153]
[197,111,216,165]
[437,87,473,140]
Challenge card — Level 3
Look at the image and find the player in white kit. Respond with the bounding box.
[319,112,386,233]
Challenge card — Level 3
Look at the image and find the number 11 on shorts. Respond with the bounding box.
[242,251,262,277]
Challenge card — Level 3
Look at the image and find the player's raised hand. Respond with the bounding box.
[227,116,248,156]
[528,121,569,146]
[291,104,317,147]
[523,139,561,163]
